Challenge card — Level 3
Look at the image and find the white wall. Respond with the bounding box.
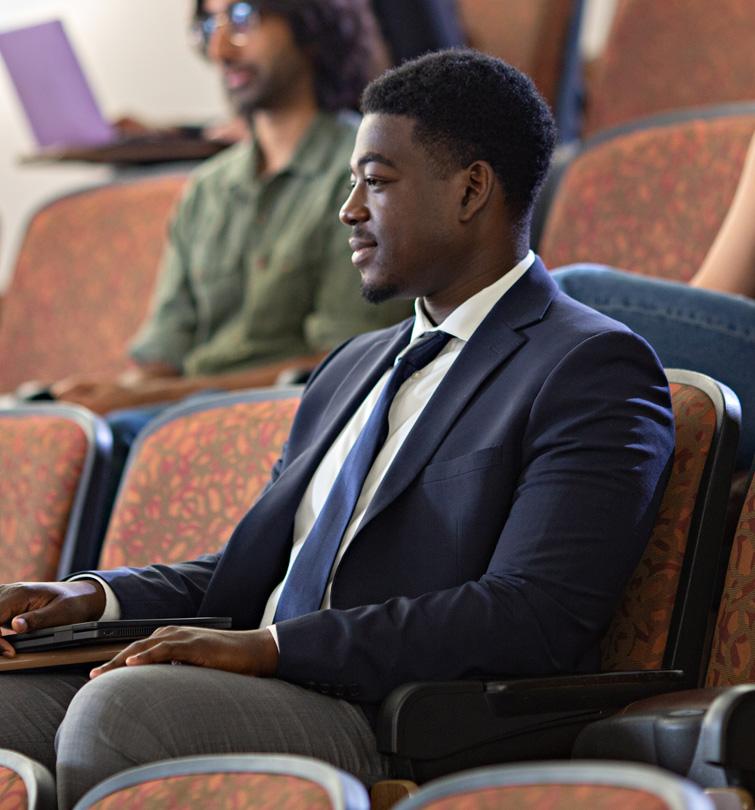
[0,0,228,291]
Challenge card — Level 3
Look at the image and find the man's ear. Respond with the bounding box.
[458,161,496,222]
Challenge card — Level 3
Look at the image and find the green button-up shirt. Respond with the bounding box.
[130,111,410,376]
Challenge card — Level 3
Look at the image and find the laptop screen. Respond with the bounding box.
[0,19,115,148]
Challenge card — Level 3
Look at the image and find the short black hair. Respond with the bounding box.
[198,0,383,111]
[361,50,556,219]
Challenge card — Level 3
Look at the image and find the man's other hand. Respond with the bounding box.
[0,580,106,656]
[50,376,146,415]
[90,626,279,679]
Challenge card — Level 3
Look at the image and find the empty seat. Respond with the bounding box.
[0,173,187,393]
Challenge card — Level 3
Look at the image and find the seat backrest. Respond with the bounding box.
[97,388,301,569]
[392,760,715,809]
[540,108,755,281]
[0,404,112,581]
[0,173,187,392]
[600,370,740,685]
[705,463,755,687]
[73,754,369,810]
[0,748,56,810]
[584,0,755,138]
[457,0,582,130]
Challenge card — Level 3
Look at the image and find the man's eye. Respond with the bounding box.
[365,177,384,188]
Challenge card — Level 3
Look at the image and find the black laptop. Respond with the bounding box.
[6,617,232,653]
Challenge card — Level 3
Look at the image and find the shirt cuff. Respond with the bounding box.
[266,624,280,651]
[66,575,121,621]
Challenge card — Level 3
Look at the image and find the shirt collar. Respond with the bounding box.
[410,250,535,344]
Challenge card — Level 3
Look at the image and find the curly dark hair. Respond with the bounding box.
[361,50,557,218]
[196,0,383,111]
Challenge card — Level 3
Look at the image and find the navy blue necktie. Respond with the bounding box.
[274,330,452,621]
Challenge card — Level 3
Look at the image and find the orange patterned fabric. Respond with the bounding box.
[100,397,299,568]
[585,0,755,136]
[0,766,26,810]
[706,474,755,686]
[420,784,669,809]
[87,772,332,809]
[540,117,755,282]
[0,175,186,392]
[0,415,88,582]
[600,382,717,670]
[457,0,574,105]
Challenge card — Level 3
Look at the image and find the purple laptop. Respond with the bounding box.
[0,19,115,148]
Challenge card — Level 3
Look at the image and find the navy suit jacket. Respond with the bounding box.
[99,258,675,706]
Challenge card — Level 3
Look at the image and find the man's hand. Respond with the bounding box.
[51,376,150,415]
[90,626,279,679]
[51,364,183,415]
[0,581,106,657]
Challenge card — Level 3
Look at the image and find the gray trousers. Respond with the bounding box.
[0,666,387,809]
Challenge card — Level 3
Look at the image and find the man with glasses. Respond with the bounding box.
[51,0,409,434]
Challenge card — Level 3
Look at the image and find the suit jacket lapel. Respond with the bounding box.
[268,319,414,507]
[359,257,558,529]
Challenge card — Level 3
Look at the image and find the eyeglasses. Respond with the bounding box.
[190,2,260,54]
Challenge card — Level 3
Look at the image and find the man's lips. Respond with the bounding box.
[348,236,377,266]
[224,67,253,90]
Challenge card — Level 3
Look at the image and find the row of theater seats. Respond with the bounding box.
[1,367,753,806]
[0,750,734,808]
[1,102,754,394]
[458,0,755,142]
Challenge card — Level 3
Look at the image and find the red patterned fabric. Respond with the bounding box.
[706,474,755,686]
[585,0,755,136]
[100,397,299,568]
[457,0,574,105]
[86,772,332,809]
[0,415,88,582]
[420,783,669,809]
[600,382,717,671]
[0,175,186,392]
[0,766,26,810]
[541,117,755,282]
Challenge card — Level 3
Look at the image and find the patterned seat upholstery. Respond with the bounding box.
[600,371,740,673]
[73,754,369,810]
[98,389,301,569]
[457,0,583,135]
[372,370,741,785]
[390,761,714,810]
[0,748,56,810]
[0,404,112,580]
[539,109,755,281]
[0,174,186,393]
[703,466,755,687]
[571,464,755,793]
[584,0,755,138]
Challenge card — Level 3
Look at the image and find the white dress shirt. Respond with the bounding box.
[82,252,535,644]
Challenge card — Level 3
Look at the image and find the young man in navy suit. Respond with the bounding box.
[0,51,675,807]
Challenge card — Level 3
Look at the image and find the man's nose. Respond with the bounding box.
[206,19,240,62]
[339,185,368,226]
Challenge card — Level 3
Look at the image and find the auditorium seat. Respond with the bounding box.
[72,754,369,810]
[97,388,301,569]
[584,0,755,138]
[539,106,755,281]
[0,404,112,580]
[372,370,740,783]
[390,761,716,810]
[0,748,55,810]
[573,459,755,796]
[456,0,584,139]
[0,173,187,394]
